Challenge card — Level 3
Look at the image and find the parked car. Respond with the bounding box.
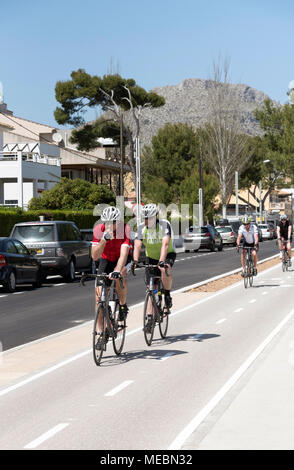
[183,225,223,252]
[215,225,237,246]
[252,223,263,242]
[0,237,42,292]
[268,223,277,239]
[257,223,273,240]
[10,221,92,282]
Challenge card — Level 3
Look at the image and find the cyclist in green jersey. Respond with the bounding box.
[133,203,176,308]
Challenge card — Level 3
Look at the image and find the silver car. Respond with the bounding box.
[215,225,237,246]
[257,224,273,240]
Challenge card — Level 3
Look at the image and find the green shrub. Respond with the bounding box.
[0,210,98,237]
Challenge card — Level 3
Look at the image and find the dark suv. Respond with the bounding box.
[10,221,92,282]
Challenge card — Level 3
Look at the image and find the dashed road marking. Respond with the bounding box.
[216,318,227,324]
[104,380,134,397]
[160,352,176,361]
[24,423,69,449]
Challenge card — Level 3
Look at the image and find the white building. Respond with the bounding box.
[0,99,131,206]
[0,106,61,208]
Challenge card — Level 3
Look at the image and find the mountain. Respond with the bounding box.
[123,78,276,148]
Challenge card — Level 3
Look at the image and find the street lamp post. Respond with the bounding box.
[199,143,203,227]
[259,159,271,222]
[135,137,141,228]
[120,113,124,198]
[235,171,239,218]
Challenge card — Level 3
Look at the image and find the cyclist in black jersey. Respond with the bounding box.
[277,214,292,266]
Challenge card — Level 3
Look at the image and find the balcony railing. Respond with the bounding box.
[0,152,61,166]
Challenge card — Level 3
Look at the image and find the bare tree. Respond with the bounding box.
[200,57,253,218]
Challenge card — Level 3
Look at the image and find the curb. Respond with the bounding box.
[171,253,280,296]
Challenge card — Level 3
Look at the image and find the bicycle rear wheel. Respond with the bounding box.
[112,301,126,355]
[143,292,156,346]
[93,303,107,366]
[159,307,169,338]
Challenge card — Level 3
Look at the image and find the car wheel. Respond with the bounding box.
[64,259,76,282]
[3,271,16,293]
[210,241,216,252]
[193,249,199,252]
[218,243,223,252]
[185,249,190,253]
[32,268,43,288]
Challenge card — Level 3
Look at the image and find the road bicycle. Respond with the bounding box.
[238,246,255,289]
[132,262,170,346]
[81,272,126,366]
[281,239,291,272]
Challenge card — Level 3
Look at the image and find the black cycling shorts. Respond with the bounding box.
[145,252,176,285]
[241,242,258,251]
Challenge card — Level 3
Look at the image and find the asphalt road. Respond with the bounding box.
[0,260,293,450]
[0,240,278,351]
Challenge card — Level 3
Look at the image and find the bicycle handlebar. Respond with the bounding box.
[80,272,124,288]
[131,261,170,277]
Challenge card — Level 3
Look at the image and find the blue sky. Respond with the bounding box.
[1,0,293,127]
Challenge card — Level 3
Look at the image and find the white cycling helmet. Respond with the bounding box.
[142,203,158,218]
[101,206,121,222]
[280,214,287,220]
[241,215,252,224]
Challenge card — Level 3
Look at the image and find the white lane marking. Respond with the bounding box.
[262,292,268,295]
[104,380,133,397]
[216,318,227,324]
[193,334,204,340]
[13,292,24,295]
[249,299,257,304]
[168,308,294,450]
[234,308,243,313]
[24,423,69,449]
[54,283,67,287]
[0,295,8,298]
[160,352,176,361]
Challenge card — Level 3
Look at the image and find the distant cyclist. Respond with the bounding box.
[277,214,292,266]
[133,203,176,309]
[91,207,132,336]
[236,215,259,277]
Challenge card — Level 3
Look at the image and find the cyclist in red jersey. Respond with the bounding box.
[92,207,132,332]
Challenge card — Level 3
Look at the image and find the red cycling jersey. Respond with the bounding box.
[92,222,132,262]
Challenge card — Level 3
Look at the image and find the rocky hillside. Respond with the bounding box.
[123,78,276,148]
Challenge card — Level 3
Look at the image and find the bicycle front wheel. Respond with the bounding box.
[244,267,248,289]
[249,262,254,287]
[112,302,126,356]
[143,292,156,346]
[159,307,169,338]
[93,303,107,366]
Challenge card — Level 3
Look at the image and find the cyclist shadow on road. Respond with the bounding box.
[100,333,220,367]
[252,283,280,288]
[152,333,220,346]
